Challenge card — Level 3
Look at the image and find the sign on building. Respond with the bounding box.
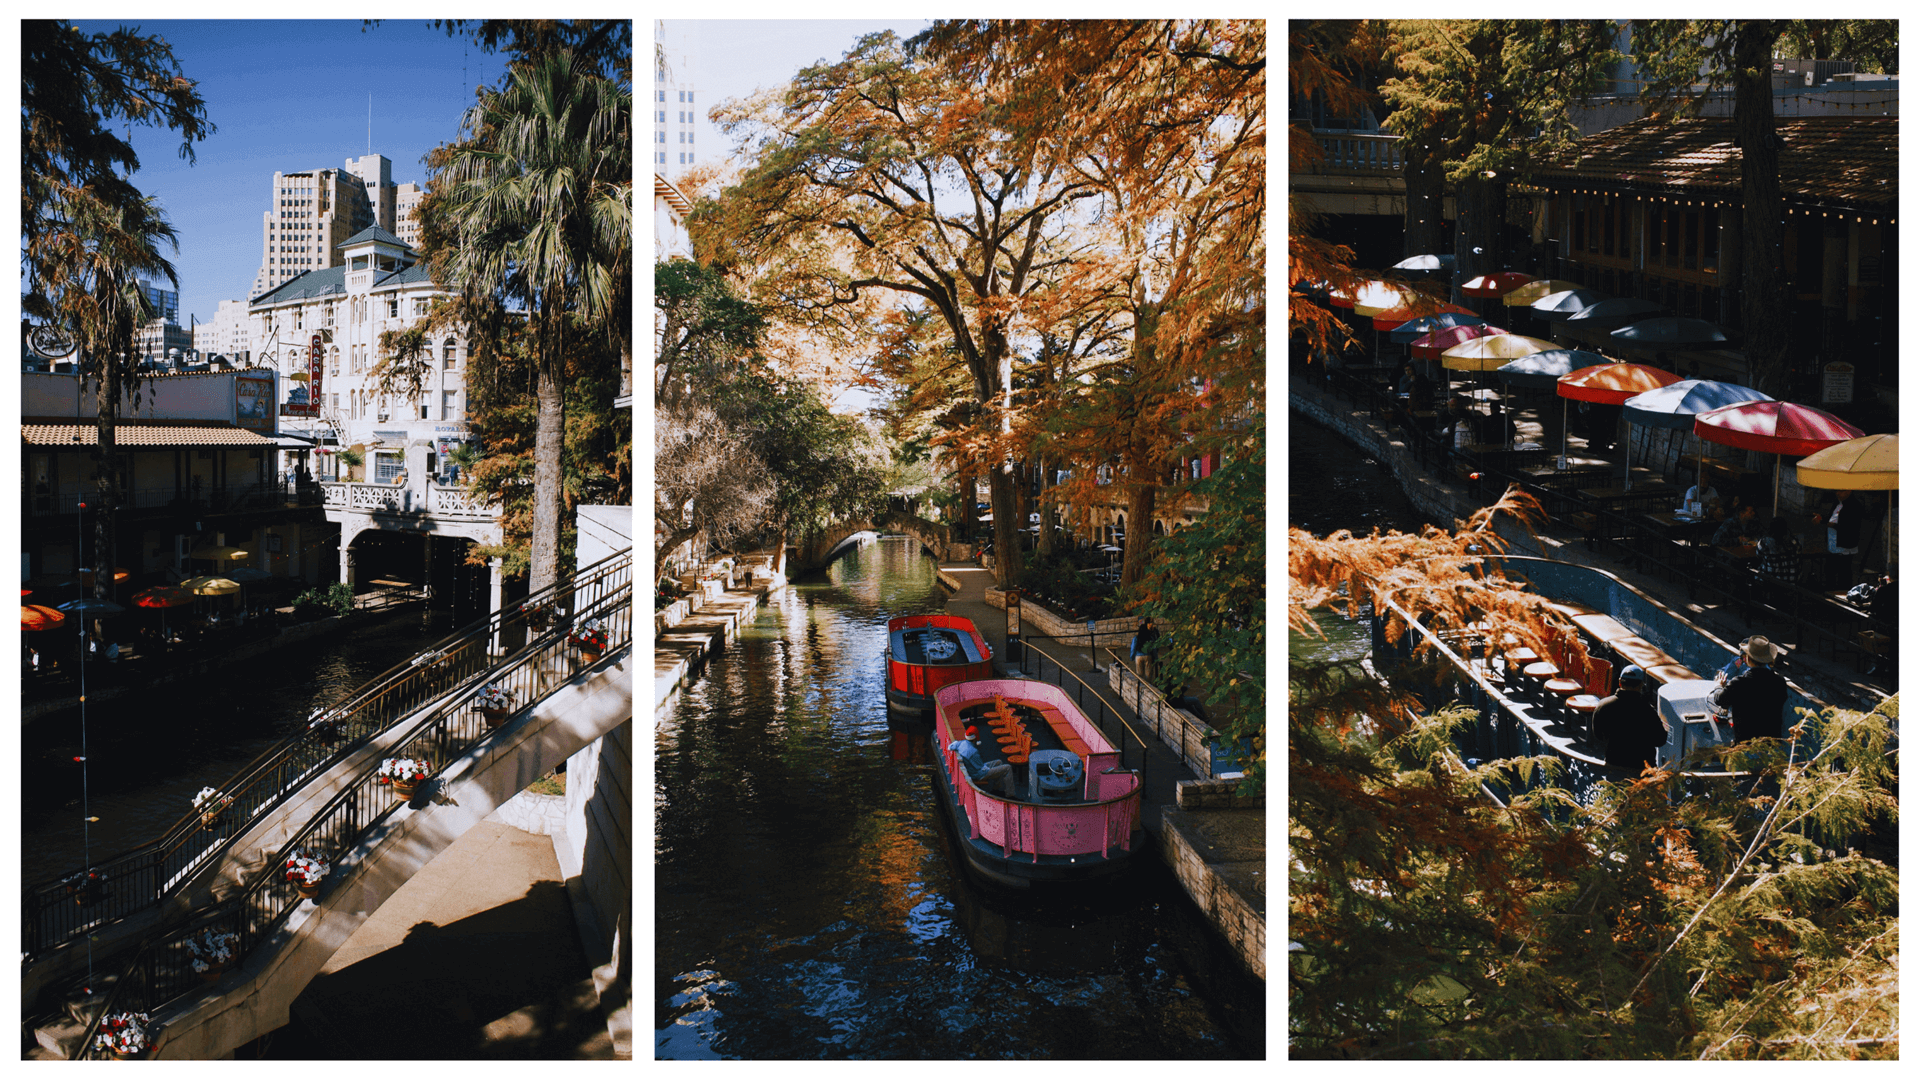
[1822,361,1854,405]
[234,376,274,431]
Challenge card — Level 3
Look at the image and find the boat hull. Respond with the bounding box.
[930,679,1144,887]
[886,614,994,716]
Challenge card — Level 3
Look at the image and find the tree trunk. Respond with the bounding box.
[1402,138,1448,262]
[92,354,119,603]
[528,311,566,594]
[955,462,973,541]
[989,466,1021,588]
[1035,456,1056,559]
[1735,21,1792,397]
[1121,473,1155,587]
[770,525,788,579]
[1452,174,1507,314]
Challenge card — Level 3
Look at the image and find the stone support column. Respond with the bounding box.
[489,556,506,657]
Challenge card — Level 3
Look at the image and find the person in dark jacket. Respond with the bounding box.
[1813,490,1865,588]
[1710,636,1791,742]
[1591,665,1669,773]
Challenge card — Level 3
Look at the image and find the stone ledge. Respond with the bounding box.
[1176,778,1265,811]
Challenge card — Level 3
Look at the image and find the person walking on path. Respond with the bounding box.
[1131,617,1161,682]
[1710,636,1791,743]
[1591,665,1668,773]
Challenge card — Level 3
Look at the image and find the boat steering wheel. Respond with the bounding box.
[922,634,958,660]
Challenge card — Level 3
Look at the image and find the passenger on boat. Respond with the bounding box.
[1710,637,1790,742]
[1592,665,1667,773]
[950,725,1012,794]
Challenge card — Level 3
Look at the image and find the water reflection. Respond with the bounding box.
[656,537,1263,1059]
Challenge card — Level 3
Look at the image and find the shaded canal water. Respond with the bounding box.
[655,536,1265,1059]
[21,610,461,878]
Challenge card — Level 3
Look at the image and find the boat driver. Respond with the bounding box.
[949,724,1013,794]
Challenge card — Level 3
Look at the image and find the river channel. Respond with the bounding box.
[20,609,461,879]
[655,536,1265,1059]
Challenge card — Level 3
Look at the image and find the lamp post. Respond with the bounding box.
[1005,587,1022,668]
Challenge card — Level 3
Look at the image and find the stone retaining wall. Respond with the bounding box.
[1107,660,1218,778]
[1159,811,1265,981]
[1176,779,1265,810]
[980,587,1136,649]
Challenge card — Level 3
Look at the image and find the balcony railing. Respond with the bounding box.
[1304,131,1405,174]
[319,481,496,521]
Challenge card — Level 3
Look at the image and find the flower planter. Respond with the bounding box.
[480,706,511,729]
[296,881,321,900]
[577,648,603,666]
[392,780,418,799]
[200,811,224,830]
[197,960,230,984]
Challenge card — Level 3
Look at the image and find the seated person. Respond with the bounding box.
[948,725,1012,794]
[1756,515,1801,582]
[1712,504,1760,548]
[1679,482,1719,514]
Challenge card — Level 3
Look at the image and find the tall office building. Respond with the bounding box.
[137,281,179,323]
[652,20,700,182]
[394,181,425,250]
[248,154,402,299]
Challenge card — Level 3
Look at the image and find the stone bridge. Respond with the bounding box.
[793,509,959,572]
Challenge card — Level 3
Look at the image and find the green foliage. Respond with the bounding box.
[1138,420,1264,791]
[654,258,767,409]
[293,583,354,618]
[1013,551,1119,622]
[705,369,893,545]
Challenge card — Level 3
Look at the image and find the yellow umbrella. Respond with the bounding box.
[189,546,249,561]
[1501,279,1586,307]
[1438,333,1556,369]
[1798,433,1898,568]
[181,576,242,596]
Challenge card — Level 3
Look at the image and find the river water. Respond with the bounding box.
[20,610,460,878]
[655,536,1265,1059]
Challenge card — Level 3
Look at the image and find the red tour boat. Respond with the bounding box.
[885,614,994,715]
[931,679,1144,886]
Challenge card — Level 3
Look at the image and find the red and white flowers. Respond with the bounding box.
[283,846,329,888]
[377,757,433,786]
[475,684,513,711]
[571,619,609,653]
[93,1011,153,1057]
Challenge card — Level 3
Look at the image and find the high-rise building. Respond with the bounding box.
[652,20,700,182]
[394,181,425,250]
[138,281,179,323]
[193,298,253,363]
[248,154,404,300]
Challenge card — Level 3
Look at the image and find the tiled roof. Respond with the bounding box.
[23,420,276,447]
[1533,116,1896,209]
[250,260,439,309]
[338,225,408,249]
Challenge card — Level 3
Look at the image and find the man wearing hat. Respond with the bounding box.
[1591,665,1669,773]
[1710,636,1791,743]
[948,724,1012,794]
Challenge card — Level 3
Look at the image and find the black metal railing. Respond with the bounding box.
[61,555,630,1056]
[24,548,632,962]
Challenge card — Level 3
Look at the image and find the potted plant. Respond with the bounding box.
[523,600,554,630]
[92,1011,154,1059]
[475,684,513,728]
[377,757,433,798]
[185,927,240,983]
[283,845,329,899]
[571,619,609,664]
[191,787,234,829]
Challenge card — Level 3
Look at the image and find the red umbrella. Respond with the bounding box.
[1694,401,1867,514]
[1461,271,1538,298]
[22,605,67,632]
[133,586,195,609]
[1410,323,1508,361]
[1553,363,1682,467]
[1370,300,1476,331]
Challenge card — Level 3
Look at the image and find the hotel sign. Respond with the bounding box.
[310,333,324,409]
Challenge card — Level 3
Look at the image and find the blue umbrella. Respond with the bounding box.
[1610,317,1730,348]
[1620,379,1774,492]
[1494,349,1612,391]
[1392,253,1454,272]
[1390,311,1486,345]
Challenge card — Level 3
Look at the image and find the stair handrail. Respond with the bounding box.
[56,570,632,1045]
[22,549,631,961]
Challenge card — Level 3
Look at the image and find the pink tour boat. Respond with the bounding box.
[932,679,1144,886]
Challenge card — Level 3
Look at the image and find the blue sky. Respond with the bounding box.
[68,19,513,327]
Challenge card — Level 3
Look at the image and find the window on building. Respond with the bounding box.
[331,393,340,410]
[387,297,399,318]
[442,391,459,420]
[413,298,428,318]
[375,452,401,482]
[442,339,457,368]
[657,90,665,102]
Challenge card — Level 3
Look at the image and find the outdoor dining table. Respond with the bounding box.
[1639,511,1714,544]
[1578,482,1675,513]
[1657,678,1727,765]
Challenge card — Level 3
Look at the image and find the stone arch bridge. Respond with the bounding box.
[793,508,959,572]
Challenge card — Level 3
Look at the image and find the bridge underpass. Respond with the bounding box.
[24,550,632,1060]
[793,508,957,573]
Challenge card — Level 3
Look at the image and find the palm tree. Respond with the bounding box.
[36,184,179,600]
[420,51,631,594]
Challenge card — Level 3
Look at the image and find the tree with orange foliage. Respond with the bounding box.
[1290,488,1898,1058]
